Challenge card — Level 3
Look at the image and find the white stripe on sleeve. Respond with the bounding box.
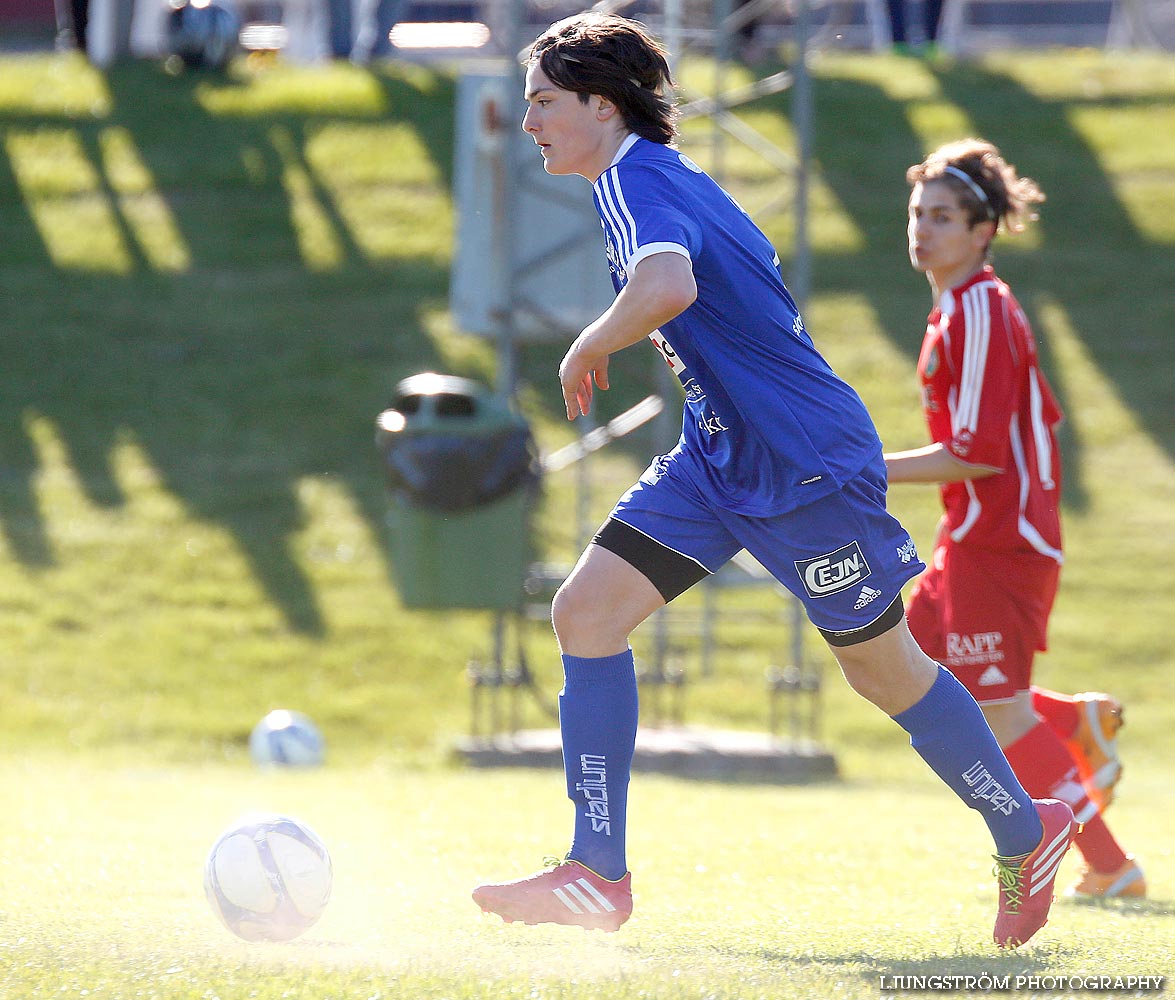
[1009,416,1064,562]
[955,284,992,436]
[596,170,637,265]
[1029,368,1055,491]
[627,242,691,272]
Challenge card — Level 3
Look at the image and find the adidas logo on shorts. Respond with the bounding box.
[978,665,1010,686]
[854,586,883,610]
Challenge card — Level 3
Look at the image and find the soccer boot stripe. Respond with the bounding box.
[1029,827,1075,897]
[573,877,617,912]
[552,886,587,913]
[551,877,621,915]
[562,882,600,913]
[1029,852,1068,898]
[473,859,633,932]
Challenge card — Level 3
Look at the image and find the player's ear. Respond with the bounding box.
[971,218,997,252]
[595,96,618,122]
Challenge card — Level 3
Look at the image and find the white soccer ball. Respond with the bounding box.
[249,709,324,767]
[203,812,332,942]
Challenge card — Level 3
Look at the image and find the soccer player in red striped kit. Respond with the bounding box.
[886,138,1144,899]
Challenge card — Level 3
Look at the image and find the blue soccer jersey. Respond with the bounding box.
[593,135,882,516]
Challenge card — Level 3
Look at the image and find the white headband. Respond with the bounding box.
[943,165,995,220]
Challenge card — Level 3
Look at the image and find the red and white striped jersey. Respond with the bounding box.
[918,266,1064,559]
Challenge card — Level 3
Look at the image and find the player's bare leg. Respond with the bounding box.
[830,614,937,716]
[550,544,665,657]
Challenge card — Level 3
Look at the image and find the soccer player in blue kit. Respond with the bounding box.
[472,12,1076,949]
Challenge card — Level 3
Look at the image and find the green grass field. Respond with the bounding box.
[0,46,1173,999]
[3,756,1172,999]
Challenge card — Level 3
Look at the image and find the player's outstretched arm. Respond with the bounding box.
[884,442,1000,484]
[559,251,696,420]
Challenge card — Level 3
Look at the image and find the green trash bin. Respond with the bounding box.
[375,373,541,610]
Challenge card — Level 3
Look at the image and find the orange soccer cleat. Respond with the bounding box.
[1066,857,1147,899]
[1065,692,1125,813]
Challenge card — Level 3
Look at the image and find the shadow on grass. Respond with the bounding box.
[611,942,1055,989]
[1,56,1172,635]
[765,947,1054,976]
[0,59,461,633]
[1062,894,1175,918]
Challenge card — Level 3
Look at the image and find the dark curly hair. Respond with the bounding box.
[528,13,678,145]
[907,138,1045,235]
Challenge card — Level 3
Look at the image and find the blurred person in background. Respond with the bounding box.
[886,137,1144,900]
[351,0,400,61]
[53,0,89,51]
[885,0,943,55]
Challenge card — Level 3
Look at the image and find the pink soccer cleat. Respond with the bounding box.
[473,857,632,932]
[992,799,1078,949]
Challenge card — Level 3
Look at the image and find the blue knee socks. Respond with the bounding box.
[559,657,1040,872]
[893,666,1043,857]
[560,650,639,881]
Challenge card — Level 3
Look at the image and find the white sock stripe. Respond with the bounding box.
[563,882,602,913]
[1051,777,1090,811]
[575,877,617,912]
[1050,777,1097,824]
[552,886,585,913]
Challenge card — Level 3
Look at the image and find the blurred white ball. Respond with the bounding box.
[249,709,324,768]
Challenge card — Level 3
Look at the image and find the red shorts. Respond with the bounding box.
[905,541,1060,704]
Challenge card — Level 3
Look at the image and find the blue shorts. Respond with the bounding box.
[602,450,925,639]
